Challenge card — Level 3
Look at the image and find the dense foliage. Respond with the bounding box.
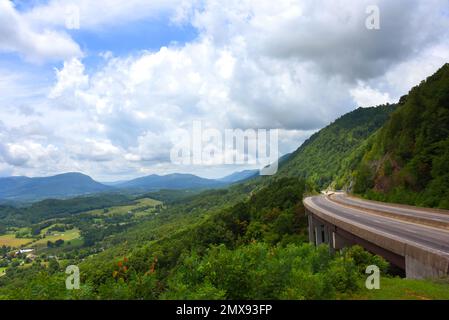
[352,64,449,208]
[276,105,396,188]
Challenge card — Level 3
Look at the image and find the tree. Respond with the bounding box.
[48,258,60,274]
[55,239,64,247]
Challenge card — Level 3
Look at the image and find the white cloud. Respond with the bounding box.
[0,140,58,167]
[192,0,449,81]
[0,0,81,63]
[383,43,449,98]
[49,58,89,98]
[70,138,121,162]
[1,0,449,180]
[350,83,391,107]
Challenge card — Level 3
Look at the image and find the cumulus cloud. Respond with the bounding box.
[192,0,449,81]
[350,83,391,107]
[49,58,89,98]
[1,0,449,179]
[0,140,58,167]
[0,0,81,63]
[70,139,121,162]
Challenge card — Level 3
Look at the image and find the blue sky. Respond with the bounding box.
[71,18,198,56]
[3,1,199,73]
[11,0,46,10]
[0,0,448,181]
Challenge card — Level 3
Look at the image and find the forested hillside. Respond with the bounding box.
[270,64,449,209]
[274,104,396,188]
[351,64,449,209]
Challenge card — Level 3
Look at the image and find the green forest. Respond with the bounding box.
[351,64,449,209]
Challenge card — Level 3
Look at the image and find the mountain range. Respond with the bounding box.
[114,173,226,190]
[0,170,258,202]
[0,173,110,202]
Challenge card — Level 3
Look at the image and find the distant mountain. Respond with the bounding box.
[115,173,227,191]
[218,170,259,183]
[0,172,111,201]
[0,168,270,202]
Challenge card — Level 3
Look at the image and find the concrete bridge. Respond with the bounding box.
[303,193,449,279]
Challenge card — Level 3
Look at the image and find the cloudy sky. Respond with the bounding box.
[0,0,448,181]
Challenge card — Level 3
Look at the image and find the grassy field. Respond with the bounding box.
[352,277,449,300]
[0,234,32,248]
[0,198,160,250]
[87,198,162,217]
[0,228,81,250]
[32,228,81,248]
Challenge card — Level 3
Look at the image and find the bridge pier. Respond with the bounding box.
[332,231,352,251]
[307,214,314,243]
[306,209,406,271]
[307,212,334,252]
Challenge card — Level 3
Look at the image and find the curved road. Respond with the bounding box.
[330,193,449,226]
[305,195,449,255]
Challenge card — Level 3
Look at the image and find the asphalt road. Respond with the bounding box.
[330,193,449,225]
[306,195,449,254]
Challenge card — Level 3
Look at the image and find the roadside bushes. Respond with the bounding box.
[162,243,387,300]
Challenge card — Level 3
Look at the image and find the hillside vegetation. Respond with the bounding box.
[352,64,449,208]
[275,105,396,188]
[271,64,449,209]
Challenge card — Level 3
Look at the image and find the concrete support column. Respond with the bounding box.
[307,213,336,253]
[307,213,315,244]
[333,231,352,250]
[315,225,321,245]
[327,227,335,254]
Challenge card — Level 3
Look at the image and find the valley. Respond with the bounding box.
[0,196,163,280]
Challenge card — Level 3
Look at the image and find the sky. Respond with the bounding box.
[0,0,449,181]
